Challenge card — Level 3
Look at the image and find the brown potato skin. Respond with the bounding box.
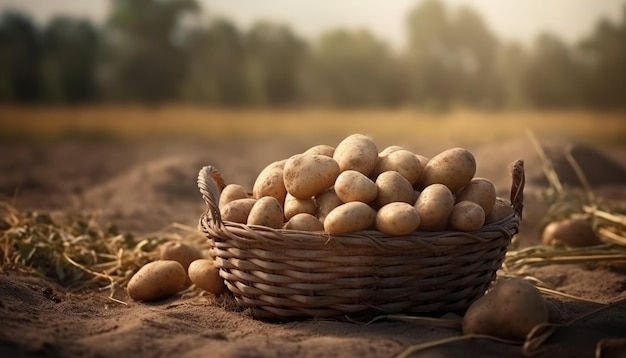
[324,202,376,235]
[419,147,476,192]
[188,259,225,294]
[375,202,421,236]
[219,184,249,209]
[484,197,513,224]
[334,170,377,203]
[316,189,343,225]
[159,242,202,272]
[333,134,379,176]
[252,160,287,204]
[542,218,602,247]
[283,154,340,199]
[455,178,496,215]
[449,201,485,232]
[375,171,416,207]
[247,196,284,229]
[127,260,186,302]
[284,213,325,231]
[414,184,455,231]
[220,198,256,224]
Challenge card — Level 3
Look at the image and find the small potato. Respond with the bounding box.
[375,171,416,207]
[415,154,429,171]
[219,184,249,209]
[334,170,377,203]
[455,178,496,215]
[324,202,376,235]
[159,241,202,272]
[333,134,379,176]
[485,197,513,224]
[127,260,186,302]
[379,145,404,157]
[419,147,476,192]
[247,196,284,228]
[220,198,257,224]
[316,189,344,224]
[283,154,340,199]
[373,149,422,185]
[375,202,421,236]
[414,184,455,231]
[284,213,325,231]
[303,144,335,157]
[449,201,485,231]
[542,218,602,247]
[252,160,287,204]
[284,193,317,220]
[188,259,225,294]
[463,278,549,341]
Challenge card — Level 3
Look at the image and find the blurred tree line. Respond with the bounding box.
[0,0,625,109]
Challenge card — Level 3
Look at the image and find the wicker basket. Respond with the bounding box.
[198,160,524,320]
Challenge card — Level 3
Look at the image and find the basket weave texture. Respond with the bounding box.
[198,161,524,320]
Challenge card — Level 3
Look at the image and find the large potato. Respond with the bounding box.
[324,202,376,235]
[220,198,256,224]
[333,134,379,176]
[542,218,602,247]
[303,144,335,157]
[159,241,202,272]
[247,196,284,228]
[284,213,325,231]
[127,260,186,302]
[463,278,549,341]
[375,171,416,207]
[373,149,422,185]
[283,193,317,220]
[455,178,496,215]
[375,202,421,236]
[419,147,476,192]
[316,188,343,224]
[218,183,249,209]
[414,184,455,231]
[252,160,287,204]
[283,154,340,199]
[334,170,377,203]
[188,259,225,295]
[449,201,485,231]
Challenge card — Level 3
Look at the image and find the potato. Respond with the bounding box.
[542,218,602,247]
[220,198,256,224]
[252,160,287,204]
[379,145,404,157]
[415,154,429,170]
[463,278,549,341]
[303,144,335,157]
[485,197,513,224]
[373,149,422,186]
[333,134,379,176]
[247,196,284,228]
[316,189,344,224]
[375,202,421,235]
[455,178,496,215]
[218,184,248,209]
[375,171,416,207]
[419,147,476,192]
[334,170,377,203]
[414,184,455,231]
[284,213,325,231]
[283,154,340,199]
[159,241,202,272]
[127,260,186,302]
[324,202,376,235]
[283,193,317,220]
[188,259,225,295]
[449,201,485,231]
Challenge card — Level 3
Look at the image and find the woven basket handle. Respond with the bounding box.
[197,165,226,227]
[510,159,524,220]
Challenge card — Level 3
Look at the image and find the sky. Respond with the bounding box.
[0,0,624,48]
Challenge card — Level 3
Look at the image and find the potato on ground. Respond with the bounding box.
[449,201,485,231]
[419,147,476,192]
[334,170,377,203]
[283,193,317,220]
[283,154,340,199]
[463,278,549,341]
[247,196,284,228]
[414,184,455,231]
[376,202,421,235]
[284,213,325,231]
[333,134,379,176]
[159,241,202,272]
[373,149,422,185]
[219,184,249,209]
[375,171,416,207]
[252,160,287,203]
[542,218,602,247]
[455,178,496,215]
[485,197,514,224]
[188,259,225,294]
[127,260,187,302]
[220,198,256,224]
[316,189,344,225]
[324,202,376,235]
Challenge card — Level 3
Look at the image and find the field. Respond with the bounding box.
[1,106,626,357]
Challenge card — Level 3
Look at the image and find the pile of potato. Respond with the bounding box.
[219,133,513,236]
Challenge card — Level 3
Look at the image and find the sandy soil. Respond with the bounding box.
[1,134,626,357]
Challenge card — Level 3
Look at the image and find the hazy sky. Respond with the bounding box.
[1,0,624,47]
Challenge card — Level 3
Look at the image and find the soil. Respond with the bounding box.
[1,134,625,357]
